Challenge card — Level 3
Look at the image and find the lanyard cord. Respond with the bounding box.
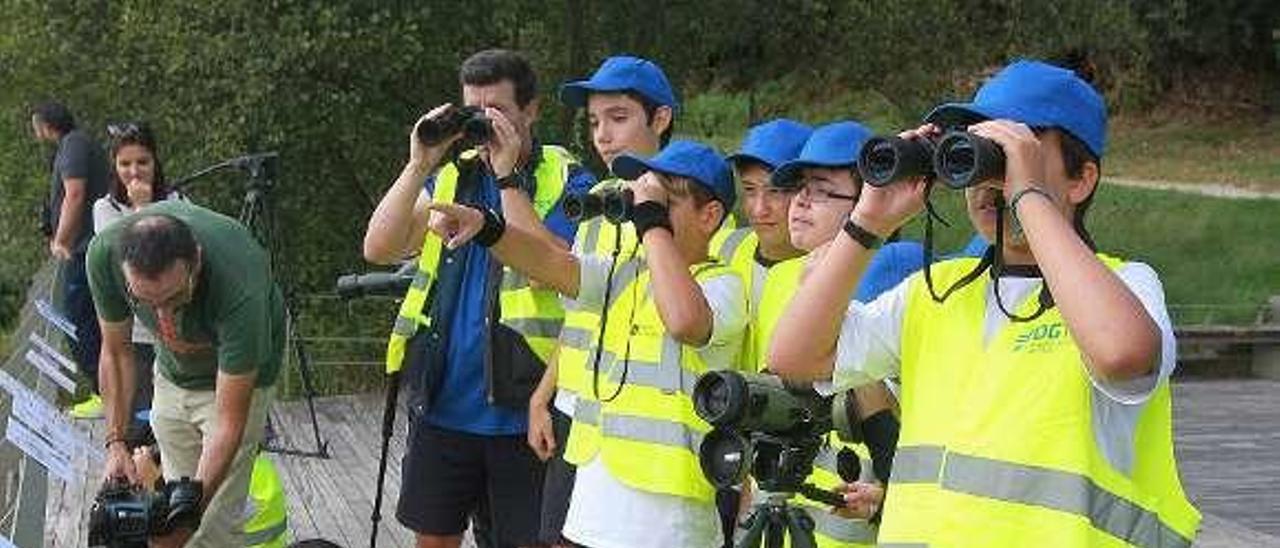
[920,192,1053,322]
[991,196,1054,322]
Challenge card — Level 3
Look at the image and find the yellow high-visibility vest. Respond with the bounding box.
[384,146,575,374]
[880,255,1200,546]
[557,182,740,399]
[755,256,877,547]
[555,178,639,402]
[244,455,288,548]
[710,227,764,371]
[563,260,743,502]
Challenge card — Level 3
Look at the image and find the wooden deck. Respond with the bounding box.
[41,379,1280,547]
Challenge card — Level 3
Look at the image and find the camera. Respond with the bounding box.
[856,130,1005,189]
[88,477,203,547]
[563,187,634,224]
[416,105,494,148]
[693,370,860,501]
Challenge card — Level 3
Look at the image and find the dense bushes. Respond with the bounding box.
[1,0,1276,330]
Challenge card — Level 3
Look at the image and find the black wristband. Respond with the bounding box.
[495,171,521,190]
[631,201,672,239]
[842,218,883,250]
[473,207,506,247]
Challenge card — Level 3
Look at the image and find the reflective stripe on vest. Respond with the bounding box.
[889,445,1190,547]
[556,256,646,400]
[385,146,577,373]
[244,455,288,548]
[563,262,743,502]
[496,146,574,362]
[879,255,1200,547]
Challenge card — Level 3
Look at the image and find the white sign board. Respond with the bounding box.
[27,333,77,373]
[5,417,73,481]
[33,298,77,340]
[23,349,77,393]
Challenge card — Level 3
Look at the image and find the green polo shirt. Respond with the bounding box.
[87,201,283,390]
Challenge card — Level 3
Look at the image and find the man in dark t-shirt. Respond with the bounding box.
[31,102,110,417]
[87,201,282,547]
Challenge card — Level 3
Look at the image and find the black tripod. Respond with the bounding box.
[737,491,818,548]
[174,153,329,459]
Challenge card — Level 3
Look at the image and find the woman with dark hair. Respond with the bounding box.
[92,121,184,419]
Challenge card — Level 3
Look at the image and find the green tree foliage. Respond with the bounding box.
[0,0,1276,332]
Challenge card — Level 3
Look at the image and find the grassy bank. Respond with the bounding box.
[1106,116,1280,190]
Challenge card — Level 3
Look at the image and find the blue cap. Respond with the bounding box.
[611,140,735,210]
[726,118,813,171]
[559,56,679,112]
[770,121,875,187]
[925,59,1107,158]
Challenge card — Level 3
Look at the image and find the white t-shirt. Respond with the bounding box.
[826,262,1177,473]
[560,253,746,548]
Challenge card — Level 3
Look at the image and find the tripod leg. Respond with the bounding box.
[764,509,786,548]
[369,372,402,548]
[285,302,329,456]
[783,506,818,548]
[735,505,767,548]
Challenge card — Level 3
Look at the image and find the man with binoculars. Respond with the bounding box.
[769,59,1200,546]
[363,49,595,548]
[423,139,747,548]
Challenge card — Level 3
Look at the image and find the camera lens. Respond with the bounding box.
[698,429,753,489]
[693,370,748,426]
[858,136,935,187]
[933,131,1006,189]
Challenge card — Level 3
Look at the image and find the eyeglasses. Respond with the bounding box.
[795,181,858,204]
[125,267,195,312]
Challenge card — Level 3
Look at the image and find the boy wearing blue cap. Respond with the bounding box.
[363,49,595,548]
[425,139,747,548]
[770,60,1199,545]
[524,55,682,545]
[705,118,811,547]
[744,120,925,547]
[714,119,812,361]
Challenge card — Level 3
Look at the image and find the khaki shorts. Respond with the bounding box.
[151,369,275,547]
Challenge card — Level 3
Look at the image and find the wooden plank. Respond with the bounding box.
[43,380,1280,547]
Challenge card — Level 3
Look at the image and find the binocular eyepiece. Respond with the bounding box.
[563,187,635,224]
[416,105,494,147]
[857,131,1006,190]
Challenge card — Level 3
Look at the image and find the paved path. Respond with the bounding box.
[1107,177,1280,200]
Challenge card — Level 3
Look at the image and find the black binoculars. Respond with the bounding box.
[416,105,494,147]
[564,187,635,224]
[857,131,1006,190]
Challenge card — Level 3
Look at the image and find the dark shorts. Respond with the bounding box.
[538,406,577,543]
[396,418,545,545]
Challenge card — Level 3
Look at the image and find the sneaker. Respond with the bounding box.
[70,394,104,419]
